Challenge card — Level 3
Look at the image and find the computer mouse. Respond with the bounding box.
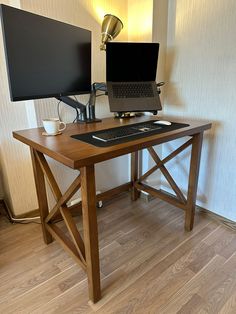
[154,120,172,126]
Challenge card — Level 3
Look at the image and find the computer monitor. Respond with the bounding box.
[0,4,91,102]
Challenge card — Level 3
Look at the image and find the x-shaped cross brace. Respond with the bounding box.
[30,148,101,302]
[131,132,203,231]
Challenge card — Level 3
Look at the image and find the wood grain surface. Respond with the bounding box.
[1,193,236,313]
[13,116,211,169]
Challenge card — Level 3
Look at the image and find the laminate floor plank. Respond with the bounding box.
[157,255,227,314]
[94,221,218,313]
[0,193,236,314]
[218,290,236,314]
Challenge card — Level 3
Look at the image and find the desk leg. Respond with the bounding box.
[185,133,203,231]
[81,165,101,303]
[30,148,53,244]
[131,151,139,201]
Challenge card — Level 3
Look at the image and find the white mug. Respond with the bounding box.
[42,118,66,135]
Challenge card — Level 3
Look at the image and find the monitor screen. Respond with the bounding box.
[0,4,91,101]
[106,42,159,82]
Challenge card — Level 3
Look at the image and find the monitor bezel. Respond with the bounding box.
[0,4,92,102]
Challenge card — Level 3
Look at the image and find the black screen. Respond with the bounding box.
[0,5,91,101]
[106,42,159,82]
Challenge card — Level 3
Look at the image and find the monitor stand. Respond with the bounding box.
[56,81,163,123]
[56,82,105,123]
[56,96,88,123]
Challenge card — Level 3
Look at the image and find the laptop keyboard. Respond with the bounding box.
[92,122,162,142]
[112,83,154,98]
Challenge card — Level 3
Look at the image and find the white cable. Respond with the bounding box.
[10,216,40,222]
[2,200,40,222]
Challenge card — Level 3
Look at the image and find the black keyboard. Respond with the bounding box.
[112,83,154,98]
[92,122,162,142]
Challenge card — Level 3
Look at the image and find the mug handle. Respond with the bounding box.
[59,121,66,132]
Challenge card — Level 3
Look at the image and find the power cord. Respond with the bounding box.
[60,91,105,123]
[0,200,41,224]
[57,96,81,123]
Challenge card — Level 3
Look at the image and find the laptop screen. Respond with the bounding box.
[106,42,159,82]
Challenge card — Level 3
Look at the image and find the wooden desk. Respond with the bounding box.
[13,116,211,303]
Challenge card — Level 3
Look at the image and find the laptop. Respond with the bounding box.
[106,42,162,113]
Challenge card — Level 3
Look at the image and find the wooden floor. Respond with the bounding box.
[1,193,236,314]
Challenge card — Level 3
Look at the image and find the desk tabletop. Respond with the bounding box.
[13,116,211,169]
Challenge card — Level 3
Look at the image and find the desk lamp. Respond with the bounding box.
[100,14,123,50]
[87,14,123,121]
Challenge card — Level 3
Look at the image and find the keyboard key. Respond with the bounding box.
[112,83,154,98]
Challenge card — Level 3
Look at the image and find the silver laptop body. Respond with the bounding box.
[106,42,162,113]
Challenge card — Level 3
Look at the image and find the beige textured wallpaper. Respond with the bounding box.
[0,0,38,214]
[160,0,236,221]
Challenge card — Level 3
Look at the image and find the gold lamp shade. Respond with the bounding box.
[100,14,123,50]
